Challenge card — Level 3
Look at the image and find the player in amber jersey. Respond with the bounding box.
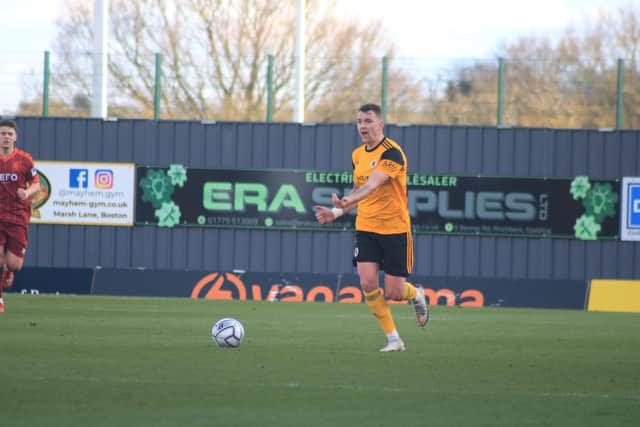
[0,119,40,312]
[315,104,429,352]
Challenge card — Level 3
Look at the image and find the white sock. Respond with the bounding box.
[0,298,4,304]
[386,330,400,342]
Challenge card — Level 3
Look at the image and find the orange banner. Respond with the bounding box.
[189,271,484,306]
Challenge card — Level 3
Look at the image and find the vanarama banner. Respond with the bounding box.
[135,165,619,240]
[31,161,135,226]
[91,268,587,310]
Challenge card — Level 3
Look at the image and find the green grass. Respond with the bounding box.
[1,294,639,427]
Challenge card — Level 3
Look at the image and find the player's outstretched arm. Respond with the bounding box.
[338,170,389,208]
[314,193,356,224]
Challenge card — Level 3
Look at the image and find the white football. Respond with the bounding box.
[211,317,245,348]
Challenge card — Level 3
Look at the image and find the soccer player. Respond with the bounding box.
[0,119,40,312]
[315,103,429,352]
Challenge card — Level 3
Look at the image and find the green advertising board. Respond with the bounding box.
[136,165,619,240]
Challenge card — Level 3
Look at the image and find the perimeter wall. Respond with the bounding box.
[13,117,640,283]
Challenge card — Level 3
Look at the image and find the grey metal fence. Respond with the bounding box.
[11,117,640,281]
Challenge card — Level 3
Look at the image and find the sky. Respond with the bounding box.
[0,0,633,114]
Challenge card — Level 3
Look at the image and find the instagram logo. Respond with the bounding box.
[94,169,114,189]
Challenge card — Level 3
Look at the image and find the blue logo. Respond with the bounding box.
[629,184,640,228]
[69,169,89,189]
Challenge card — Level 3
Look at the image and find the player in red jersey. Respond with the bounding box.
[0,119,40,312]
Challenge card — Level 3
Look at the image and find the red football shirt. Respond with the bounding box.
[0,148,39,225]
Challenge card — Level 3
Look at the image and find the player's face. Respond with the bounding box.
[356,111,384,146]
[0,126,17,153]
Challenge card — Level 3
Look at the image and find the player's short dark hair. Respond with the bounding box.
[358,103,382,117]
[0,119,17,130]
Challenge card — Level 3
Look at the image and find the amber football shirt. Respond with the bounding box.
[0,149,39,226]
[351,137,410,234]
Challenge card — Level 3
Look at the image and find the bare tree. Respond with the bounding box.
[21,0,421,122]
[420,4,640,128]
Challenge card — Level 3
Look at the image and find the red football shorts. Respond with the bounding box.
[0,222,28,258]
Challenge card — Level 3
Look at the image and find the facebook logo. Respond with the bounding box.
[629,185,640,228]
[69,169,89,189]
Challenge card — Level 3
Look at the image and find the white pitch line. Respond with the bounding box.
[16,373,640,401]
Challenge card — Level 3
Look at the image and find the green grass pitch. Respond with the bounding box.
[1,294,639,427]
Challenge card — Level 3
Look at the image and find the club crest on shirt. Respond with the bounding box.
[369,159,377,168]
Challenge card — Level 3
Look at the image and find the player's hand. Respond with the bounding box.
[313,205,335,224]
[338,195,355,208]
[334,192,353,209]
[331,193,342,208]
[17,188,28,201]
